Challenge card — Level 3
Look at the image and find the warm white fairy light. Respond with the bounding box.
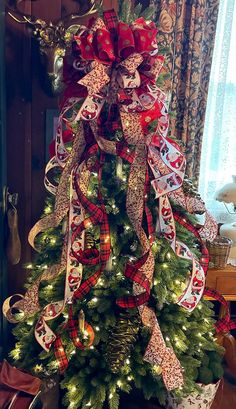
[127,376,132,381]
[122,177,126,182]
[26,264,33,269]
[90,346,94,350]
[43,265,48,270]
[175,280,180,285]
[64,313,69,319]
[198,332,202,337]
[198,304,202,310]
[112,204,116,209]
[109,394,113,399]
[92,297,98,303]
[167,252,171,259]
[87,190,92,196]
[85,401,91,407]
[166,336,170,342]
[71,350,76,355]
[72,386,76,392]
[51,238,56,245]
[105,235,110,243]
[47,284,53,290]
[126,358,130,364]
[154,279,158,285]
[95,326,100,331]
[117,380,122,387]
[125,225,131,231]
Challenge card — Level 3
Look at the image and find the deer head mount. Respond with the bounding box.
[6,0,103,95]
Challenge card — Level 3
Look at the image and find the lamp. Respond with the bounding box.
[215,175,236,260]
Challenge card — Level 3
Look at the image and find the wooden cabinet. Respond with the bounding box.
[206,265,236,301]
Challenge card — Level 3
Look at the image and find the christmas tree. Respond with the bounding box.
[4,3,224,409]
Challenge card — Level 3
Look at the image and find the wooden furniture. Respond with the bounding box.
[205,264,236,301]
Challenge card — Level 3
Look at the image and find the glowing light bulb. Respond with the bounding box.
[127,376,132,381]
[167,253,171,259]
[92,297,98,303]
[109,394,113,399]
[182,325,187,331]
[26,264,33,269]
[126,359,130,364]
[166,337,170,342]
[175,280,180,285]
[72,386,76,392]
[95,326,100,331]
[117,380,122,387]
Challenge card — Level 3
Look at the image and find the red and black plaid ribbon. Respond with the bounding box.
[204,287,236,333]
[116,252,151,308]
[54,337,69,374]
[71,153,111,301]
[67,305,95,349]
[173,211,209,274]
[103,9,119,30]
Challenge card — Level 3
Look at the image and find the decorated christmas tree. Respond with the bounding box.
[3,3,224,409]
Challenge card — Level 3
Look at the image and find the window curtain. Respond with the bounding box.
[155,0,220,181]
[199,0,236,223]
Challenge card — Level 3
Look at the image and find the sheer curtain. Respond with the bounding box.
[199,0,236,223]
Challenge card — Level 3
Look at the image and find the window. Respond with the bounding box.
[199,0,236,223]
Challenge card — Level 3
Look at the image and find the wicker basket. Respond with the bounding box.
[206,236,233,268]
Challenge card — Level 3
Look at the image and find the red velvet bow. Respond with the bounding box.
[74,17,158,64]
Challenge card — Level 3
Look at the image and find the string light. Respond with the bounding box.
[71,350,76,355]
[117,380,122,387]
[127,376,132,381]
[109,394,113,399]
[182,326,187,331]
[27,320,34,326]
[72,386,76,392]
[95,326,100,331]
[125,225,131,231]
[167,252,171,259]
[51,238,56,245]
[43,265,48,270]
[163,263,168,269]
[154,279,158,285]
[165,337,170,342]
[92,297,98,303]
[26,264,33,269]
[197,304,202,310]
[175,280,180,285]
[126,358,130,364]
[47,284,53,290]
[90,346,94,350]
[34,364,43,372]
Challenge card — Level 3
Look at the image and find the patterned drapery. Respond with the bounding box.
[154,0,220,182]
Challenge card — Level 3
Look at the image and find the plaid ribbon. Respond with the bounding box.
[68,305,95,349]
[204,287,236,333]
[54,337,69,374]
[116,253,151,308]
[103,9,119,30]
[173,211,209,274]
[116,142,135,164]
[71,154,111,300]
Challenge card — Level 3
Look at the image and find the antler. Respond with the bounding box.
[6,0,103,27]
[6,0,104,96]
